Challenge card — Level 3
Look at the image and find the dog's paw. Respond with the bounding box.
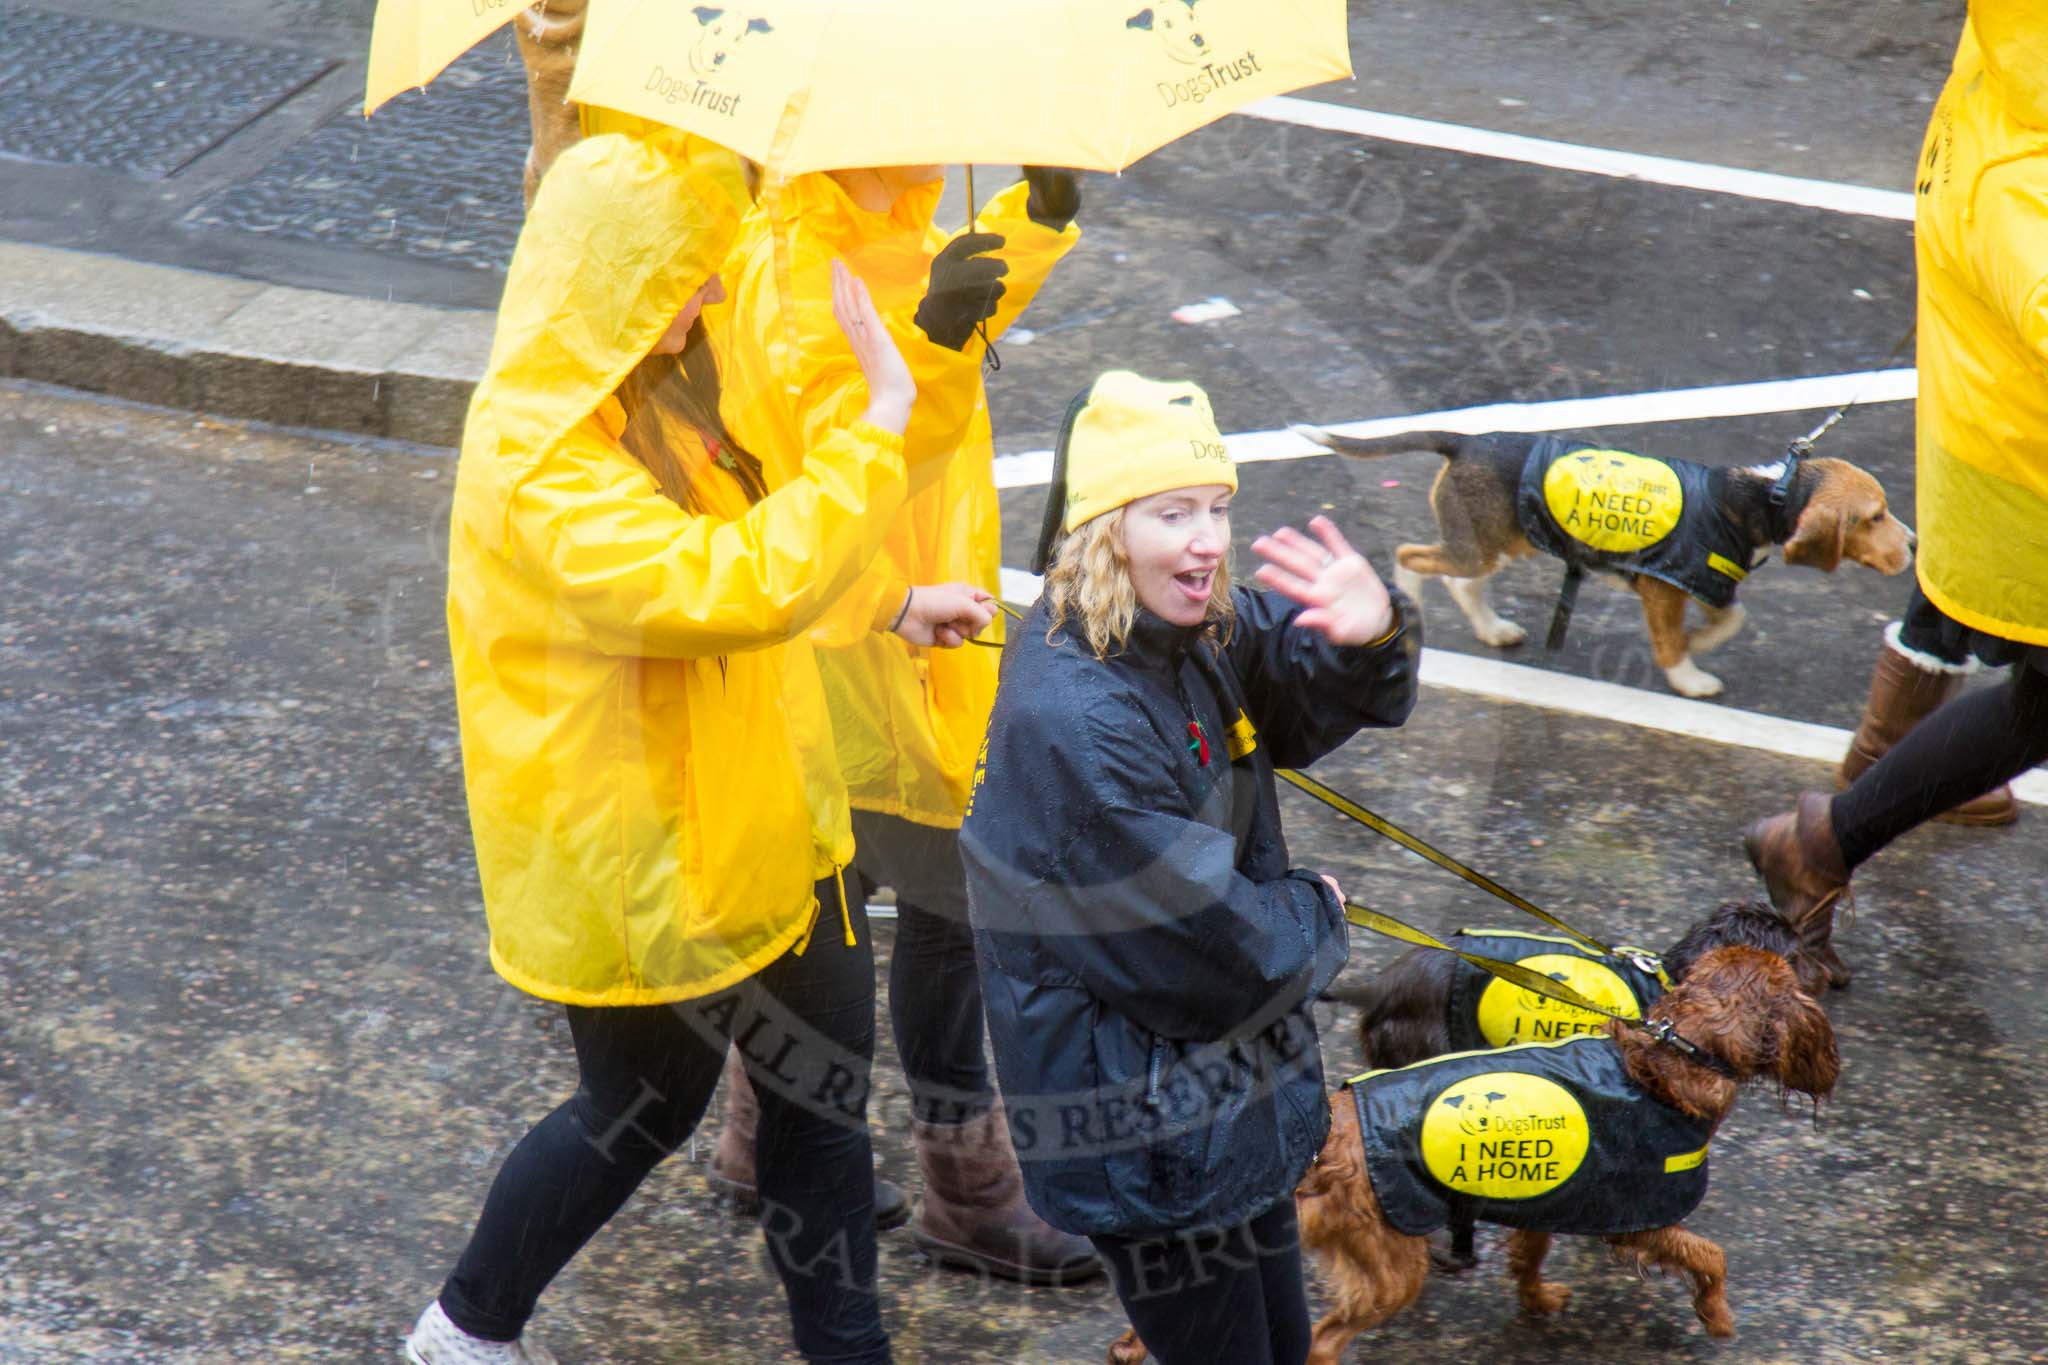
[1107,1326,1149,1364]
[1698,1302,1736,1339]
[1518,1280,1573,1316]
[1664,658,1723,697]
[1477,619,1528,648]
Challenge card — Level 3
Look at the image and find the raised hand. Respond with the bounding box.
[1251,515,1396,646]
[831,257,914,435]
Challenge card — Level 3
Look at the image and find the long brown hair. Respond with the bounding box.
[614,320,767,513]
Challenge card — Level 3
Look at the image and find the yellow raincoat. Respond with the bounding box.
[447,134,921,1005]
[714,174,1079,825]
[1914,2,2048,646]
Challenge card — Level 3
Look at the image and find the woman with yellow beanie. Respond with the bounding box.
[405,130,940,1365]
[960,372,1422,1364]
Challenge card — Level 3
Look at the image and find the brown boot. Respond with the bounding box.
[1838,639,2017,826]
[911,1099,1103,1285]
[1744,792,1854,993]
[705,1048,910,1230]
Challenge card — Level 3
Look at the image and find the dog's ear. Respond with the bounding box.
[1783,498,1847,571]
[1768,983,1841,1101]
[692,6,723,26]
[1126,9,1155,30]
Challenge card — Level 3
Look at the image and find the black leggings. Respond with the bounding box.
[851,812,994,1124]
[438,884,891,1364]
[1090,1199,1311,1365]
[1832,660,2048,869]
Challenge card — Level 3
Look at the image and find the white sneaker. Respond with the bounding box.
[402,1301,560,1365]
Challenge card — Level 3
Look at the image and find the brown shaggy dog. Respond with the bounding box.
[1337,899,1796,1273]
[1107,946,1837,1365]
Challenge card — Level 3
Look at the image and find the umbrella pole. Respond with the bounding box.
[964,164,975,228]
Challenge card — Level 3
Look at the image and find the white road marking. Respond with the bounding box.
[1236,95,1918,222]
[990,569,2044,805]
[992,369,1917,490]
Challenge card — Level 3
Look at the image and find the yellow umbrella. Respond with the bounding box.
[564,0,1350,176]
[364,0,535,115]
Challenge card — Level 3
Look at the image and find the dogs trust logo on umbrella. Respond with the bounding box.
[1126,1,1264,109]
[643,5,773,117]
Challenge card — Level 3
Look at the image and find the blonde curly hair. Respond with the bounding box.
[1043,508,1233,659]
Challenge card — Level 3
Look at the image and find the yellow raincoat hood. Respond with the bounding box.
[447,133,913,1004]
[1913,6,2048,645]
[463,133,742,504]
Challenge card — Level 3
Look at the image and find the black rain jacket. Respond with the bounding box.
[961,586,1420,1237]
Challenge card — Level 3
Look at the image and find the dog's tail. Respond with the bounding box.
[1291,425,1469,461]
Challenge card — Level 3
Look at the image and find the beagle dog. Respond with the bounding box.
[1292,427,1914,697]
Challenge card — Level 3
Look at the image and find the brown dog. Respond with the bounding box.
[1292,427,1914,697]
[1297,946,1836,1361]
[1337,899,1797,1271]
[1107,946,1836,1365]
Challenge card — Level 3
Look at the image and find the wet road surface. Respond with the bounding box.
[2,379,2042,1363]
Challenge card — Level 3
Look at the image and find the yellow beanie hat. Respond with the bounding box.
[1030,371,1237,572]
[1059,371,1236,533]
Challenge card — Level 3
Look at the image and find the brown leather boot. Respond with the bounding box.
[705,1048,910,1230]
[1744,792,1854,993]
[911,1098,1103,1285]
[1838,639,2017,826]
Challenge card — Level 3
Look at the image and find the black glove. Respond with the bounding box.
[1022,166,1080,231]
[915,231,1009,352]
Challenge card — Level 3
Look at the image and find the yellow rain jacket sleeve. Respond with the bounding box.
[446,133,909,1006]
[1914,3,2048,645]
[819,178,1081,827]
[712,172,1001,644]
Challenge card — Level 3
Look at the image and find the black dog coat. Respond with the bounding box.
[1516,437,1754,608]
[1351,1036,1715,1237]
[1444,930,1671,1053]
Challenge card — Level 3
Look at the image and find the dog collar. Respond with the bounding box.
[1642,1017,1741,1080]
[1768,445,1805,510]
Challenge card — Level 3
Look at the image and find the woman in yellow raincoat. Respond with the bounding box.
[1746,0,2048,992]
[701,165,1103,1284]
[405,130,936,1365]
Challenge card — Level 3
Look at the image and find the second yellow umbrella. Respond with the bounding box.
[565,0,1351,176]
[365,0,537,115]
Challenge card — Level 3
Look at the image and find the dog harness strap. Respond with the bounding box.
[1544,563,1586,651]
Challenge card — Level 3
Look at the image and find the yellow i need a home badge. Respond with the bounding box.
[1544,449,1683,553]
[1475,955,1641,1047]
[1420,1072,1591,1200]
